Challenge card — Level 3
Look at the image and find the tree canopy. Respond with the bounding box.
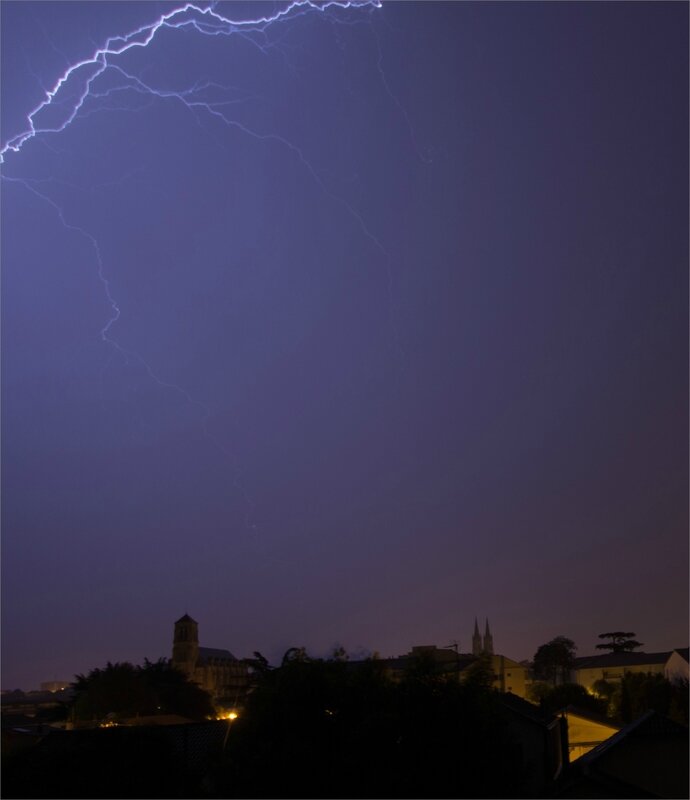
[593,673,688,725]
[595,631,643,652]
[70,658,214,722]
[532,636,577,685]
[216,648,527,798]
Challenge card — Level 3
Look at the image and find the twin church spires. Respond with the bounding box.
[472,617,494,656]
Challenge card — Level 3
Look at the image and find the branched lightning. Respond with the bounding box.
[1,1,381,161]
[1,0,412,534]
[4,170,258,529]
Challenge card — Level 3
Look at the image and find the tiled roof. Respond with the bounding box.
[672,647,689,662]
[198,646,236,662]
[573,651,670,669]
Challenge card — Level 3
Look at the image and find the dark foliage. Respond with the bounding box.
[70,658,214,722]
[537,682,607,716]
[532,636,576,686]
[595,632,643,653]
[462,652,495,691]
[212,650,529,799]
[613,672,689,725]
[2,726,190,799]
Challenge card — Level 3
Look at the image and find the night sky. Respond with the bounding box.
[2,1,687,691]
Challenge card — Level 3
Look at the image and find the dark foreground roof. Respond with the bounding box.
[498,692,557,727]
[2,720,230,798]
[557,711,689,799]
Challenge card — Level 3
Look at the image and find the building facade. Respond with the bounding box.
[572,651,672,691]
[171,614,249,705]
[664,648,689,683]
[381,620,531,699]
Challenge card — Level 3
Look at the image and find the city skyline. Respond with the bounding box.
[7,614,687,692]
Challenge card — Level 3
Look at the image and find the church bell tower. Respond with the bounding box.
[172,614,199,678]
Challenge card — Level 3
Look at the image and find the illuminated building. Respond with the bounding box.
[171,614,248,704]
[571,650,683,692]
[383,621,532,698]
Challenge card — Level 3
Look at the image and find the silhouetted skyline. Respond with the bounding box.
[2,1,687,690]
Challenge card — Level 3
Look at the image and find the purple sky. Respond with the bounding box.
[2,1,687,691]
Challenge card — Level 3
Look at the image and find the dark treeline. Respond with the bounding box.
[3,647,688,799]
[69,658,215,721]
[4,650,530,799]
[212,649,527,798]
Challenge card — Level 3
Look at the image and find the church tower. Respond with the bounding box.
[472,618,483,657]
[172,613,199,678]
[483,618,494,655]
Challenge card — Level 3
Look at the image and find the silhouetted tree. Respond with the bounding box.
[532,636,576,686]
[462,652,494,691]
[595,631,643,652]
[527,680,552,705]
[607,672,686,724]
[280,646,309,666]
[401,648,439,686]
[69,658,213,722]
[214,648,528,798]
[537,682,607,716]
[591,678,617,715]
[139,657,214,719]
[247,651,271,675]
[668,678,689,725]
[331,645,349,662]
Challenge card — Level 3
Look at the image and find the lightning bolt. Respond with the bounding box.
[1,1,382,162]
[1,0,410,536]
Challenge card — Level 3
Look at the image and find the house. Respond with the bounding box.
[490,653,530,697]
[664,648,689,683]
[557,710,689,798]
[379,620,532,698]
[572,651,671,691]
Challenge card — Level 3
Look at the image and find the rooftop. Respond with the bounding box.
[573,651,671,669]
[198,647,236,662]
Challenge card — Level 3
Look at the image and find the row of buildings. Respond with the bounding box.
[5,616,686,799]
[170,613,689,704]
[168,614,687,798]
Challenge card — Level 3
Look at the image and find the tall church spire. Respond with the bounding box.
[483,618,494,655]
[472,617,482,657]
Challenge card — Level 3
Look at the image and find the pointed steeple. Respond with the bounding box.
[483,618,494,655]
[472,617,482,657]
